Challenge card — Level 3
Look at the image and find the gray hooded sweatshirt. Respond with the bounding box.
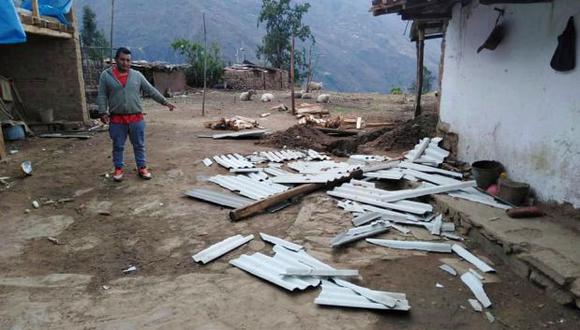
[97,67,168,115]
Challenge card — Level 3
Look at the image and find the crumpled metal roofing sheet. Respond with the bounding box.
[327,187,432,215]
[184,188,253,209]
[271,173,345,184]
[210,175,289,200]
[287,160,359,174]
[452,244,495,273]
[306,149,331,160]
[314,280,411,311]
[213,154,255,169]
[399,161,463,178]
[352,211,383,226]
[192,234,254,264]
[405,137,449,165]
[263,167,295,177]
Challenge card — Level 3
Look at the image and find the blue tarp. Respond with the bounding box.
[0,0,27,44]
[22,0,74,26]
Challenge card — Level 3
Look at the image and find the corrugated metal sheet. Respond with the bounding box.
[287,160,359,174]
[229,248,322,291]
[327,187,432,215]
[184,188,253,208]
[364,169,405,180]
[213,154,255,169]
[259,233,303,251]
[260,150,305,162]
[192,234,254,264]
[306,149,331,160]
[271,173,345,184]
[331,221,390,247]
[400,161,463,178]
[263,167,295,177]
[352,212,383,226]
[246,171,271,182]
[210,175,289,200]
[202,158,213,167]
[314,280,411,311]
[366,239,453,253]
[212,129,268,139]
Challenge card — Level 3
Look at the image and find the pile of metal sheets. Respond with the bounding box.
[259,150,306,162]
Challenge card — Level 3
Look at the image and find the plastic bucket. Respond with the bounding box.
[3,124,25,141]
[499,179,530,206]
[471,160,503,189]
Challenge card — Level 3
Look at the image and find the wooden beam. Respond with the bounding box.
[290,33,296,115]
[481,0,552,3]
[0,125,6,161]
[414,27,425,118]
[229,170,363,221]
[23,24,72,39]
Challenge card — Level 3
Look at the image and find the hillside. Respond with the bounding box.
[76,0,440,93]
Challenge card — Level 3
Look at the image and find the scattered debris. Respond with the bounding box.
[47,237,60,245]
[122,265,137,274]
[315,279,410,311]
[260,112,271,118]
[485,311,495,323]
[213,154,255,169]
[102,285,110,290]
[38,133,92,139]
[436,283,444,288]
[32,200,39,209]
[452,244,495,273]
[506,206,544,218]
[21,160,32,176]
[331,221,391,247]
[270,104,288,112]
[468,298,483,312]
[259,233,303,251]
[192,234,254,264]
[204,116,261,131]
[439,264,458,276]
[461,272,492,308]
[202,158,213,167]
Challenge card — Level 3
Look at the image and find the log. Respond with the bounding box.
[229,170,363,221]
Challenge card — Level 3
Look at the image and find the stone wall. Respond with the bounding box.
[224,69,289,91]
[0,34,88,123]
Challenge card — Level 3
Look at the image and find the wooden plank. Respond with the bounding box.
[23,24,72,39]
[229,170,363,221]
[31,0,40,18]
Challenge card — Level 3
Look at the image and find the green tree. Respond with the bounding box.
[408,66,434,94]
[257,0,314,81]
[171,39,225,88]
[80,6,109,61]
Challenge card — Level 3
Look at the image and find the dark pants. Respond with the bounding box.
[109,120,146,169]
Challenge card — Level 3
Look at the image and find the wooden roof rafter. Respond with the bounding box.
[18,0,74,39]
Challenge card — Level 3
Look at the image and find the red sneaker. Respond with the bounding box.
[113,168,124,182]
[138,167,152,180]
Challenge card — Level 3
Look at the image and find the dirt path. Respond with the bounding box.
[0,91,577,329]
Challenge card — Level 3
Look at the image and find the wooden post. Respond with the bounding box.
[0,125,6,161]
[414,27,425,118]
[290,33,296,115]
[201,12,207,117]
[31,0,40,18]
[110,0,115,61]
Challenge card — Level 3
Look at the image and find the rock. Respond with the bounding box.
[32,201,40,209]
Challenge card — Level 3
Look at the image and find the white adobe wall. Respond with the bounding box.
[440,0,580,207]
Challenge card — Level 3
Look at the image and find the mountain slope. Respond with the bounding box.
[76,0,440,92]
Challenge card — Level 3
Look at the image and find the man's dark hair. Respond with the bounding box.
[115,47,132,59]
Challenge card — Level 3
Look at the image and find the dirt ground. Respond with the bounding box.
[0,90,578,329]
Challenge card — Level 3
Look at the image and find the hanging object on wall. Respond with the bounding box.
[550,17,576,72]
[477,8,505,54]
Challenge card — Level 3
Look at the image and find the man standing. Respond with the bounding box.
[97,47,176,182]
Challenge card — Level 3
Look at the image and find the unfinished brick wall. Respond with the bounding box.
[224,69,289,91]
[0,34,88,123]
